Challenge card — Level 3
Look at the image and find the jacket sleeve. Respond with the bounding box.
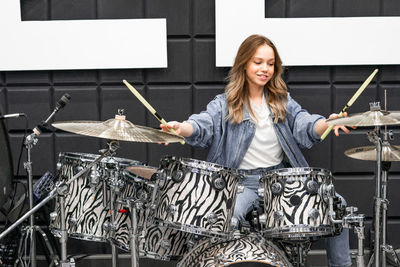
[184,94,224,149]
[285,93,325,149]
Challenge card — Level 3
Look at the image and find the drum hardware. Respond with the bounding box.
[277,239,312,267]
[211,173,226,191]
[0,141,117,267]
[328,96,400,267]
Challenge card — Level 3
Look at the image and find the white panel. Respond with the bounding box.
[216,0,400,66]
[0,0,167,70]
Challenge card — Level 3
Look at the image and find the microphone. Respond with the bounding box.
[31,93,71,137]
[0,113,26,119]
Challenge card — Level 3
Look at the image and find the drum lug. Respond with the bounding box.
[102,220,116,232]
[166,204,177,216]
[308,208,320,221]
[305,179,319,195]
[214,253,227,265]
[258,213,267,224]
[230,217,239,230]
[171,169,185,183]
[49,211,57,221]
[206,212,218,224]
[257,187,264,197]
[160,239,171,250]
[211,173,226,191]
[55,182,69,196]
[68,216,77,226]
[273,210,284,222]
[271,181,284,195]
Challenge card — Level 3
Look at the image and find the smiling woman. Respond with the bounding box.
[161,34,352,267]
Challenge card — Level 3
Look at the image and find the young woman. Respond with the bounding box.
[161,34,351,267]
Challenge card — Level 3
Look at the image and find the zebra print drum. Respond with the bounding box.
[259,167,335,239]
[50,152,148,243]
[155,156,241,238]
[112,167,193,261]
[177,234,292,267]
[114,218,193,261]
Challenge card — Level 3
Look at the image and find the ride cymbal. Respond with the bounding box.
[326,110,400,127]
[52,115,184,143]
[345,143,400,162]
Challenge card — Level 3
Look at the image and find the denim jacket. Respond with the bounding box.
[185,93,324,169]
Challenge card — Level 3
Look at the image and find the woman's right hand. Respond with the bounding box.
[160,121,182,135]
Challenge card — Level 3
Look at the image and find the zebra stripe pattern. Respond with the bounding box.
[50,152,145,244]
[155,156,240,237]
[177,234,292,267]
[260,167,334,239]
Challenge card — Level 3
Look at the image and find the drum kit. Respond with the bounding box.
[1,93,400,267]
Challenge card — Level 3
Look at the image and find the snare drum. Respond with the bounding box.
[50,152,147,243]
[155,156,240,238]
[177,234,292,267]
[259,167,335,239]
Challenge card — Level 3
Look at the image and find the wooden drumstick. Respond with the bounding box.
[123,80,185,144]
[321,69,378,140]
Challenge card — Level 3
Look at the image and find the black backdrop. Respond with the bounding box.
[0,0,400,265]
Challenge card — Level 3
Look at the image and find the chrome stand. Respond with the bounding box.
[0,142,117,266]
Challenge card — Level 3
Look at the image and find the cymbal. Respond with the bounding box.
[345,143,400,162]
[52,115,184,143]
[326,110,400,127]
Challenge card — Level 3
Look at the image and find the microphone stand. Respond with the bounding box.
[17,95,70,267]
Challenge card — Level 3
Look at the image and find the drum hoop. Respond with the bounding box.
[58,152,143,166]
[161,155,238,175]
[263,167,332,178]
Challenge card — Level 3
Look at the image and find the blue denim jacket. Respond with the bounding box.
[185,93,324,168]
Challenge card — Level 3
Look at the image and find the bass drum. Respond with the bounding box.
[177,234,292,267]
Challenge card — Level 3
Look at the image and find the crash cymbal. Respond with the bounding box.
[326,110,400,127]
[345,143,400,162]
[52,115,184,143]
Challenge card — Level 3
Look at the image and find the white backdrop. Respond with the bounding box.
[216,0,400,66]
[0,0,167,70]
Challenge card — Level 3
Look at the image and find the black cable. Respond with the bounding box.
[16,114,28,179]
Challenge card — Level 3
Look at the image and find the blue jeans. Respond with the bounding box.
[233,164,351,267]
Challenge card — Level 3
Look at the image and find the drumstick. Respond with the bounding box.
[123,80,185,145]
[321,69,378,140]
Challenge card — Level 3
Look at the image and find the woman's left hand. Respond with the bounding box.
[327,112,355,136]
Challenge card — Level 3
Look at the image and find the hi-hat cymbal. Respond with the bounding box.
[52,115,184,143]
[326,110,400,127]
[345,143,400,162]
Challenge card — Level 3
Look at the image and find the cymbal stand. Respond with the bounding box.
[0,141,117,264]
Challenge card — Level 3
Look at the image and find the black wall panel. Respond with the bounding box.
[1,0,400,265]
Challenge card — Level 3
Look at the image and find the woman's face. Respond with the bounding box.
[245,44,275,91]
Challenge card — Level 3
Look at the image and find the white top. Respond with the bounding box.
[238,96,283,170]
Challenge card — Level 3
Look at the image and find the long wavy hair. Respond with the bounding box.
[225,35,287,124]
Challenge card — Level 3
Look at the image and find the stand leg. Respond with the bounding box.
[129,201,139,267]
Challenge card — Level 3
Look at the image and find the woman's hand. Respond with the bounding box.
[159,121,193,145]
[327,112,356,136]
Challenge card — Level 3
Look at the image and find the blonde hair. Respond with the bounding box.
[225,35,287,124]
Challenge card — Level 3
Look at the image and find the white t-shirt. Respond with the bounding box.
[238,97,283,170]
